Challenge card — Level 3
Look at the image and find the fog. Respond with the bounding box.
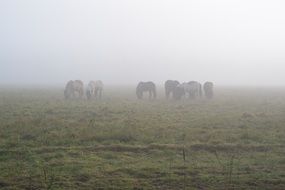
[1,0,285,86]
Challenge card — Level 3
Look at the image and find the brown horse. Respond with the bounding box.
[136,81,156,100]
[165,80,180,99]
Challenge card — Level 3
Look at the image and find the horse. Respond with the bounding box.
[203,82,214,99]
[165,80,180,99]
[136,81,156,99]
[94,80,104,99]
[86,80,104,100]
[182,81,202,99]
[73,80,84,98]
[86,81,96,100]
[64,80,84,99]
[64,80,74,99]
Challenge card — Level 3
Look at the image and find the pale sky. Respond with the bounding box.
[1,0,285,86]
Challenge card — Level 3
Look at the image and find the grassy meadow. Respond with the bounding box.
[0,85,285,189]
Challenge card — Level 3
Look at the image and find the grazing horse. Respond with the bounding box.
[182,81,202,99]
[64,80,74,99]
[86,81,96,100]
[64,80,84,99]
[165,80,180,99]
[73,80,84,98]
[136,81,156,99]
[203,82,214,99]
[86,80,104,100]
[94,80,104,99]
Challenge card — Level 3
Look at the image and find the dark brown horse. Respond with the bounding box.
[165,80,180,99]
[136,81,156,99]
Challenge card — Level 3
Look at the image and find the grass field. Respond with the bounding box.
[0,86,285,189]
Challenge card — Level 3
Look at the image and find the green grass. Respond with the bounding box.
[0,86,285,189]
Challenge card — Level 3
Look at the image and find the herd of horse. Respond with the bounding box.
[64,80,214,100]
[137,80,214,100]
[64,80,104,100]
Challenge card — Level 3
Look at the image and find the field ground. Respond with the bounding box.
[0,86,285,189]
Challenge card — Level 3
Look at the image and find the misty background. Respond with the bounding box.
[1,0,285,86]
